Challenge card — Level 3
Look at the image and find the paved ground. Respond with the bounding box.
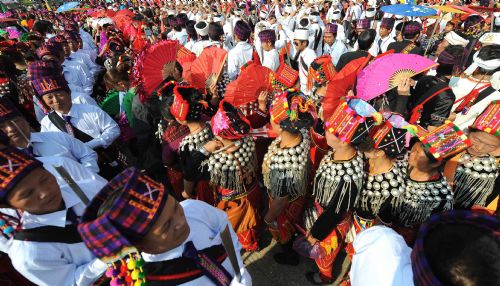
[242,232,351,286]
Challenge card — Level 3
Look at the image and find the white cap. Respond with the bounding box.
[331,10,341,21]
[294,28,310,41]
[195,21,209,36]
[310,15,320,23]
[479,32,500,46]
[444,31,470,47]
[284,5,293,14]
[390,0,398,4]
[213,14,224,23]
[260,10,268,20]
[298,17,311,29]
[366,8,376,18]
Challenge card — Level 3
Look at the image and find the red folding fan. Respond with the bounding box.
[224,62,274,107]
[138,40,179,99]
[322,55,371,120]
[189,46,228,91]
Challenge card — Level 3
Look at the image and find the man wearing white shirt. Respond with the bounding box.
[292,28,317,96]
[0,99,99,173]
[350,226,413,286]
[375,18,396,55]
[450,45,500,130]
[258,29,280,72]
[192,21,211,56]
[227,20,255,80]
[171,14,189,46]
[323,23,348,66]
[78,168,251,286]
[0,148,108,286]
[31,75,119,151]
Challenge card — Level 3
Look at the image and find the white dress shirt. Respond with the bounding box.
[374,35,395,55]
[27,131,99,173]
[40,103,120,150]
[172,30,188,46]
[261,49,280,72]
[63,58,95,97]
[297,48,317,96]
[142,199,251,286]
[192,40,211,57]
[7,156,108,286]
[351,226,414,286]
[227,41,254,80]
[323,39,348,66]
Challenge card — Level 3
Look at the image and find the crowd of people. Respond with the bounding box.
[0,0,499,285]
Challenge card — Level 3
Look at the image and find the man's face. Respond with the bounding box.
[408,142,434,169]
[42,90,72,113]
[293,39,308,52]
[0,116,30,147]
[137,196,190,254]
[444,23,454,33]
[323,32,335,46]
[379,27,391,38]
[6,168,63,215]
[261,41,273,51]
[468,131,500,156]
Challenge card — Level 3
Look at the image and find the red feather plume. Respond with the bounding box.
[322,55,371,120]
[224,62,274,107]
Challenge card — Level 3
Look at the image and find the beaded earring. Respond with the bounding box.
[0,78,10,98]
[105,253,147,286]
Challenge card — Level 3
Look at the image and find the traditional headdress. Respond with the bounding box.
[35,43,61,59]
[470,100,500,137]
[27,60,62,81]
[307,55,337,91]
[0,146,42,203]
[78,168,168,286]
[417,121,472,160]
[294,28,309,41]
[324,23,338,35]
[211,100,250,140]
[331,10,341,21]
[234,20,252,41]
[0,97,22,123]
[412,211,500,286]
[258,29,276,43]
[169,85,207,122]
[269,89,315,132]
[403,21,422,37]
[195,21,209,36]
[31,76,70,97]
[381,18,395,30]
[370,112,415,157]
[356,19,371,30]
[325,98,381,144]
[463,14,484,38]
